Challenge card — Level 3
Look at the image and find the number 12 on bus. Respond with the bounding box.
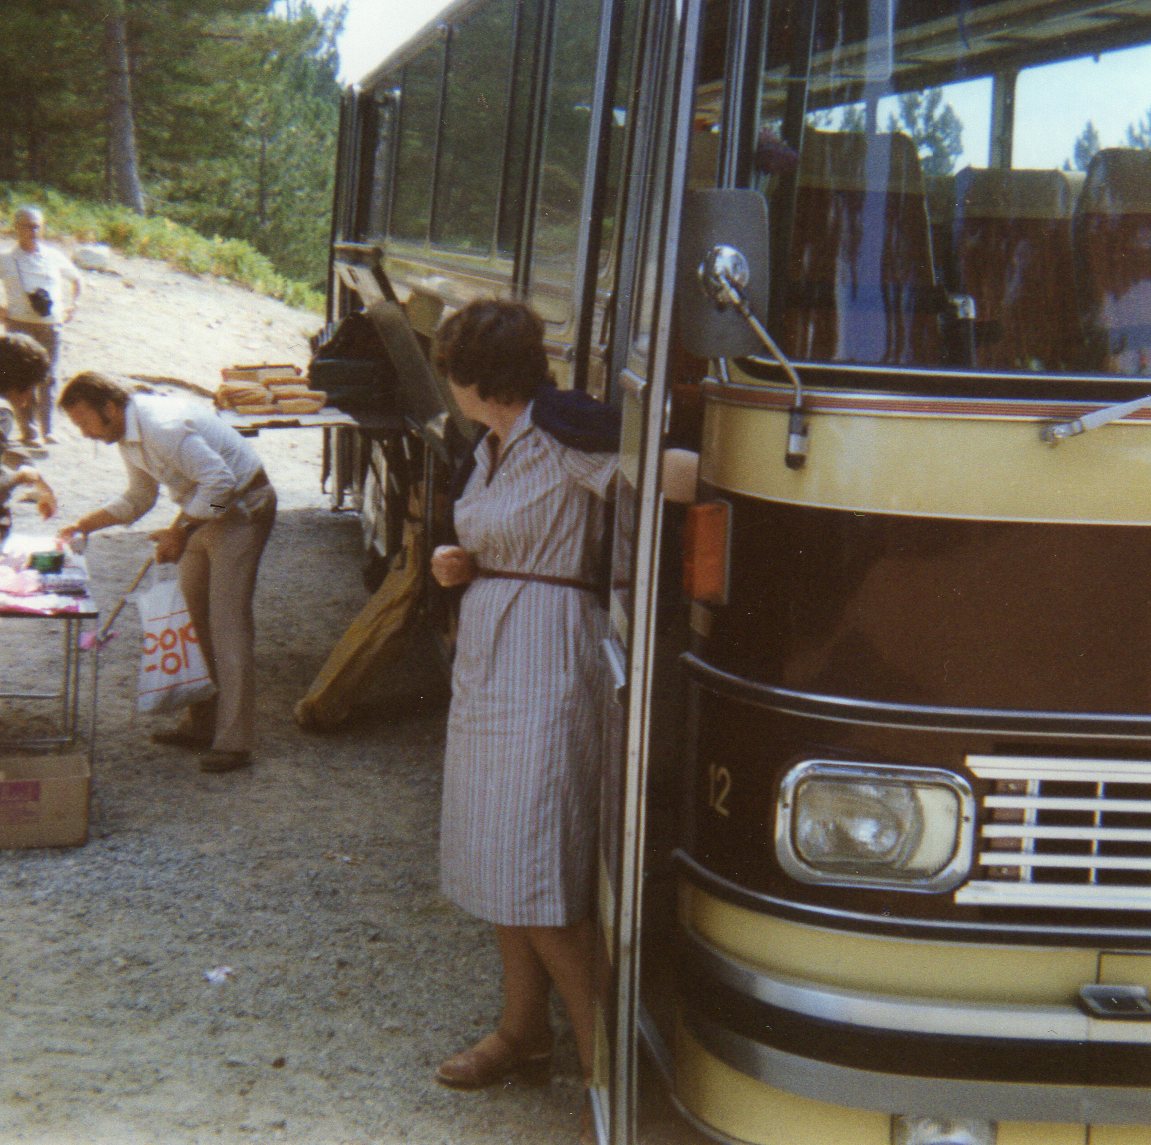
[327,0,1151,1141]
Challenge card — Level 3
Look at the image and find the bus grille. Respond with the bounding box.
[954,756,1151,911]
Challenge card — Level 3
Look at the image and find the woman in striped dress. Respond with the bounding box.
[430,299,616,1118]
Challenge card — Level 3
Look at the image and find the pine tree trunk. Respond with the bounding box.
[103,3,146,213]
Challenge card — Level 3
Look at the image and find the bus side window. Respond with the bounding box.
[952,167,1080,372]
[391,50,444,242]
[781,130,942,366]
[1074,147,1151,376]
[433,0,517,252]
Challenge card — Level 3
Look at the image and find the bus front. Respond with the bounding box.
[672,1,1151,1142]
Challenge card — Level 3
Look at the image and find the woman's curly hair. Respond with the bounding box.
[434,299,551,404]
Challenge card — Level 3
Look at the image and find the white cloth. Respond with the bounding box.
[0,244,80,325]
[440,405,617,926]
[101,394,265,524]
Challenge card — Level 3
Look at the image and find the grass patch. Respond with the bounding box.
[0,185,324,313]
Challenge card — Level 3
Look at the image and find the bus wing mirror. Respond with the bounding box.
[677,188,770,360]
[677,188,810,470]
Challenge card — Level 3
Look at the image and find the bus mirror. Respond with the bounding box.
[677,189,770,359]
[678,188,809,470]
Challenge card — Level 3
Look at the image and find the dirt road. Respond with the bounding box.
[0,251,606,1144]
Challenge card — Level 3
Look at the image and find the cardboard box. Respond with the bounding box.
[0,751,90,848]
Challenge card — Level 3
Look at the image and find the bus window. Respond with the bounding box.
[1075,147,1151,376]
[779,128,941,366]
[362,87,398,241]
[496,0,540,255]
[750,0,1151,379]
[391,46,443,242]
[433,0,516,252]
[528,0,601,323]
[594,15,637,280]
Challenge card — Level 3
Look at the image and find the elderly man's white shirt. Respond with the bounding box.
[0,244,81,324]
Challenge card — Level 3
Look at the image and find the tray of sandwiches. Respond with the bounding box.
[215,363,401,434]
[216,363,327,418]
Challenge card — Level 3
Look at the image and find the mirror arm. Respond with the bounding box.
[702,250,809,469]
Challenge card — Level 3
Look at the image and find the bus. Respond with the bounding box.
[322,0,1151,1142]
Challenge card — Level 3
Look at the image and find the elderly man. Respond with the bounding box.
[58,372,276,773]
[0,206,82,450]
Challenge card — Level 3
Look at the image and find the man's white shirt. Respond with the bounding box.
[0,244,81,324]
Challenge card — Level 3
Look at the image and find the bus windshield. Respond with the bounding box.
[740,0,1151,380]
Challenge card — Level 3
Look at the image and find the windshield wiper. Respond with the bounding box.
[1041,393,1151,444]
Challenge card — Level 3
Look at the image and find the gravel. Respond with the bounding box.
[0,251,599,1144]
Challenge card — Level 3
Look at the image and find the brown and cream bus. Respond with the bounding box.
[322,0,1151,1141]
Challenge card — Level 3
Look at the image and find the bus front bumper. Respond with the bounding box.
[679,926,1151,1130]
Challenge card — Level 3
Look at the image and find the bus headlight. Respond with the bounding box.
[776,760,974,892]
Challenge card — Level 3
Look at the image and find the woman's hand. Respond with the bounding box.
[661,448,700,504]
[16,467,57,519]
[34,481,57,520]
[431,545,477,588]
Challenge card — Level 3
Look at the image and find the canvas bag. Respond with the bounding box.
[133,568,216,714]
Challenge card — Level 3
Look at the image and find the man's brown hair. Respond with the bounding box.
[59,371,132,411]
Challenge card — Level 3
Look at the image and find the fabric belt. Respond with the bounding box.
[475,567,597,593]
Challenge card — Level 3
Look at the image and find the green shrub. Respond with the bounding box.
[0,184,324,313]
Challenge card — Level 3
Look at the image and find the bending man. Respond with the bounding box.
[58,372,276,773]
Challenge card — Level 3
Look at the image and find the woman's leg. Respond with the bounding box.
[496,924,555,1049]
[435,924,554,1087]
[526,917,596,1079]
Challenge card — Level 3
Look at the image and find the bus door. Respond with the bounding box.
[590,0,706,1140]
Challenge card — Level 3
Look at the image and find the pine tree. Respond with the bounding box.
[1067,120,1102,170]
[1126,109,1151,150]
[103,0,146,211]
[886,89,964,177]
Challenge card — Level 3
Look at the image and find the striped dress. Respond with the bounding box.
[440,404,617,927]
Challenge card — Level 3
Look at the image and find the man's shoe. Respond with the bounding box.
[151,729,211,751]
[199,750,252,773]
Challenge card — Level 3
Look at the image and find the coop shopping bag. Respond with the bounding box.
[133,569,216,714]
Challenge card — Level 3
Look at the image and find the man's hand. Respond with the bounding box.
[58,508,117,547]
[150,524,188,565]
[431,545,477,588]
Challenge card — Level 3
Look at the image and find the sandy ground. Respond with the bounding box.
[0,251,685,1144]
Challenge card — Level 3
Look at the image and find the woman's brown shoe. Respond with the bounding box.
[434,1029,553,1089]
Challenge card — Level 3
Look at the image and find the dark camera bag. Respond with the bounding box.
[26,288,52,317]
